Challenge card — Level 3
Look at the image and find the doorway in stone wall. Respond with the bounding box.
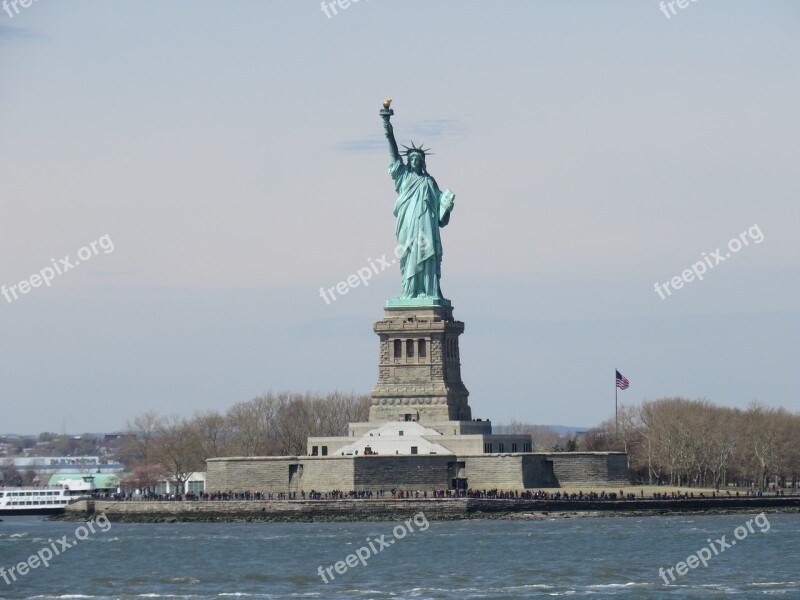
[289,464,303,491]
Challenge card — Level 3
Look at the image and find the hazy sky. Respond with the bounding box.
[1,1,798,434]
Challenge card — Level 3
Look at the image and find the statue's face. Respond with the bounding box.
[408,152,424,174]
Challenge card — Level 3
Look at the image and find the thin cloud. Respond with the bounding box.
[0,24,39,43]
[339,118,466,153]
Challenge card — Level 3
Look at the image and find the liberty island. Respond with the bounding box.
[200,100,627,494]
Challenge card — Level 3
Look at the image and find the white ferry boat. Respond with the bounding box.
[0,476,96,516]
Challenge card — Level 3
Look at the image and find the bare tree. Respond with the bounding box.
[192,410,233,459]
[153,416,205,495]
[0,462,23,486]
[120,411,162,468]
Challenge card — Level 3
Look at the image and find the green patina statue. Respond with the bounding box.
[380,99,455,307]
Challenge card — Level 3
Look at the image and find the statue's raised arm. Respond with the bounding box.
[380,98,400,162]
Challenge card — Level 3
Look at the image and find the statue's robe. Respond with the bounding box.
[389,158,454,299]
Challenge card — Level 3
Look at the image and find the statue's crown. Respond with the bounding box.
[401,141,433,157]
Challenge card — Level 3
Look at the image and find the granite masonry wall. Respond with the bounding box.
[464,455,525,489]
[546,453,628,487]
[522,455,560,488]
[353,455,451,490]
[207,456,354,493]
[64,495,800,523]
[463,455,559,489]
[207,452,628,493]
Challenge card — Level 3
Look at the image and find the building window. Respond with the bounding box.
[512,443,518,453]
[406,339,414,357]
[484,443,493,453]
[498,443,505,453]
[418,339,426,358]
[321,446,328,456]
[523,442,532,452]
[411,446,418,455]
[399,431,404,436]
[394,339,402,359]
[311,446,318,456]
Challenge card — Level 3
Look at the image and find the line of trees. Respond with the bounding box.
[118,392,798,492]
[119,391,369,493]
[582,398,800,489]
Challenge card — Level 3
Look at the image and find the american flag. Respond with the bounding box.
[616,370,629,390]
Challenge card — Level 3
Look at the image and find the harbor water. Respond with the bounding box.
[1,512,798,599]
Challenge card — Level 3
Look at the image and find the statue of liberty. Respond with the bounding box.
[380,99,455,307]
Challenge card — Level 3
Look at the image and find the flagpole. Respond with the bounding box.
[615,368,618,434]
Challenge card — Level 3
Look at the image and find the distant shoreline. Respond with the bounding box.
[50,496,800,523]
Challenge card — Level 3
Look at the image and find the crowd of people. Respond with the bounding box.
[100,487,791,502]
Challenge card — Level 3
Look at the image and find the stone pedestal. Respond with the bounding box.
[369,305,471,423]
